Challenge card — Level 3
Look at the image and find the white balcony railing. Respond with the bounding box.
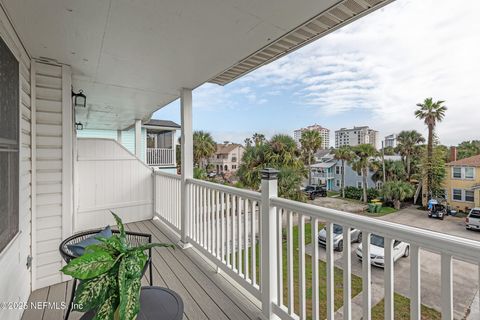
[153,170,480,320]
[146,148,174,166]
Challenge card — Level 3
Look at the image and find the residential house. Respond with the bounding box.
[384,133,397,148]
[335,126,378,148]
[444,152,480,211]
[207,143,245,173]
[77,120,179,173]
[0,1,477,320]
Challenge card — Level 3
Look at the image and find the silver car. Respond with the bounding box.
[318,224,362,252]
[466,208,480,230]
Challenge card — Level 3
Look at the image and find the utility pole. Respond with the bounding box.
[382,140,386,184]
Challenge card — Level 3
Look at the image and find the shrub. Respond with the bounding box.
[344,186,379,201]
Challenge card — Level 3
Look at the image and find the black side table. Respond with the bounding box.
[79,287,184,320]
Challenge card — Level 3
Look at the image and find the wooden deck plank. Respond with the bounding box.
[129,221,231,320]
[21,286,49,320]
[125,223,206,320]
[42,282,67,320]
[138,220,260,320]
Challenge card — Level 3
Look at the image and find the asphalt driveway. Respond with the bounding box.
[305,205,480,319]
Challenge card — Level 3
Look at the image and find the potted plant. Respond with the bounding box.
[61,212,173,320]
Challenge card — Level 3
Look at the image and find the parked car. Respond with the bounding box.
[207,172,216,178]
[355,234,409,268]
[466,208,480,231]
[318,224,362,252]
[303,184,327,200]
[428,203,446,220]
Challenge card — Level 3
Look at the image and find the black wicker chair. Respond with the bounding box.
[59,229,153,319]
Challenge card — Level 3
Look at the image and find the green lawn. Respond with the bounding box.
[236,222,363,319]
[364,206,397,217]
[371,293,441,319]
[327,191,340,197]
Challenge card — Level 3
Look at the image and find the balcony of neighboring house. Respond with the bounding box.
[144,120,180,170]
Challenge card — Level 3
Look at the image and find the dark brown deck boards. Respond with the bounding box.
[22,219,261,320]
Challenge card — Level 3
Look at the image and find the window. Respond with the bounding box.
[465,190,475,202]
[335,166,340,175]
[231,157,237,162]
[452,167,462,179]
[232,165,237,170]
[0,36,19,253]
[452,189,462,201]
[465,167,475,179]
[335,180,340,187]
[357,181,363,188]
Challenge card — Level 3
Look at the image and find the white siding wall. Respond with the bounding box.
[76,138,153,231]
[33,61,73,289]
[0,7,32,320]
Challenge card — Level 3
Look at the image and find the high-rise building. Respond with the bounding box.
[384,134,397,148]
[294,124,330,149]
[334,126,378,148]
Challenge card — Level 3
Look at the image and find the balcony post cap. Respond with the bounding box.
[260,168,279,180]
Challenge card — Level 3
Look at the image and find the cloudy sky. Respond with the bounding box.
[153,0,480,147]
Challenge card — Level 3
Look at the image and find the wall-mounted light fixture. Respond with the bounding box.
[72,89,86,108]
[75,122,84,130]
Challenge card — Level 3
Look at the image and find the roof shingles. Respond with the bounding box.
[447,154,480,167]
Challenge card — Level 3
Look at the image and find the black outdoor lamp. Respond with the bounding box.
[72,89,86,108]
[75,122,84,130]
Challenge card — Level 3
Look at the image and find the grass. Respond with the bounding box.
[364,206,397,217]
[235,222,363,319]
[327,191,340,197]
[371,293,441,320]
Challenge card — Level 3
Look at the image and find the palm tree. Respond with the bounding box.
[371,160,406,183]
[193,131,216,168]
[395,130,425,181]
[382,180,414,210]
[350,144,378,203]
[244,138,253,147]
[299,130,323,184]
[252,133,266,146]
[414,98,447,198]
[333,146,354,198]
[268,134,301,168]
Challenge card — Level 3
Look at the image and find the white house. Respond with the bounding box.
[0,1,477,320]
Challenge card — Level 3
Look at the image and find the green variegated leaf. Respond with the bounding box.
[84,243,118,256]
[119,277,141,320]
[96,235,126,254]
[109,211,125,238]
[92,288,119,320]
[128,242,175,252]
[61,251,115,280]
[73,272,115,311]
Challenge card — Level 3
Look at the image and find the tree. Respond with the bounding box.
[238,134,307,201]
[420,145,446,199]
[193,131,216,168]
[244,138,253,147]
[414,98,447,199]
[252,133,266,146]
[333,146,355,198]
[299,130,323,185]
[371,159,406,183]
[395,130,425,181]
[349,144,378,203]
[457,140,480,160]
[382,146,396,156]
[381,180,414,210]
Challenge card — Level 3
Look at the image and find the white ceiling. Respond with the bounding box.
[2,0,386,130]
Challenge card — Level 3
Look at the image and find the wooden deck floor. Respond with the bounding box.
[22,219,261,320]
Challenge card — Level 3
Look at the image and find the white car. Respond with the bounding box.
[355,234,409,268]
[318,224,362,252]
[466,208,480,230]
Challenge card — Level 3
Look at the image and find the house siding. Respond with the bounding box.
[0,7,32,320]
[444,166,480,211]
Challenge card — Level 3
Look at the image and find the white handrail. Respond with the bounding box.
[187,178,262,201]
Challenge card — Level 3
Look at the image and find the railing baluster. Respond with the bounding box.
[343,226,352,320]
[441,253,453,320]
[362,231,371,320]
[226,194,231,267]
[202,187,207,247]
[216,190,221,259]
[237,196,243,276]
[287,210,294,315]
[277,208,283,306]
[244,198,249,280]
[220,192,225,262]
[326,222,334,320]
[207,188,212,252]
[232,195,237,271]
[251,200,257,286]
[384,237,394,320]
[410,245,421,320]
[298,214,306,320]
[311,217,319,320]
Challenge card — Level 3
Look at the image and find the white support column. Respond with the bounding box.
[117,130,122,144]
[135,119,142,158]
[179,88,193,248]
[260,168,279,320]
[172,130,177,166]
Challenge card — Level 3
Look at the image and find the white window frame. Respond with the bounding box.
[465,190,475,202]
[464,167,475,180]
[452,167,462,179]
[452,188,463,201]
[335,166,340,175]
